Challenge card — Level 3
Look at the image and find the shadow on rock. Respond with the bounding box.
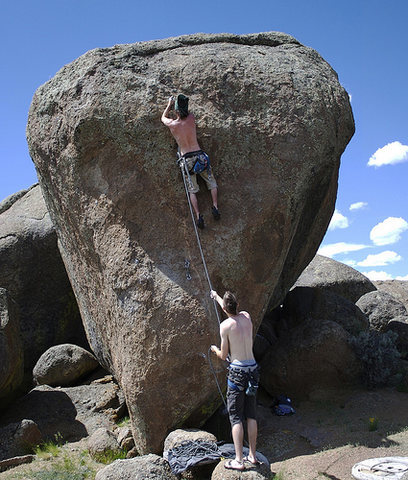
[0,386,87,442]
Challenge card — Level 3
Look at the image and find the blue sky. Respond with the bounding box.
[1,0,407,280]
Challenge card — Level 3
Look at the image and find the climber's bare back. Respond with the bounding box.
[165,114,201,155]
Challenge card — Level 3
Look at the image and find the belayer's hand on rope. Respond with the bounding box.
[210,344,221,357]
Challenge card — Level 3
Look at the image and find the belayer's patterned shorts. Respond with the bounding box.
[226,363,260,426]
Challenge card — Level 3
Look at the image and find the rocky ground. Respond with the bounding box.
[258,387,408,480]
[1,386,406,479]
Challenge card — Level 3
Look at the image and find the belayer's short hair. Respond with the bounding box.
[223,291,237,315]
[175,94,189,118]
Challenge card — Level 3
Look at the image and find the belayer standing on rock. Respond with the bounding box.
[210,290,260,472]
[161,94,220,229]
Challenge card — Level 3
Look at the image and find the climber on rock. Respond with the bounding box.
[210,290,260,472]
[161,94,220,229]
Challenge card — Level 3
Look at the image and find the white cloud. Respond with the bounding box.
[368,141,408,167]
[396,274,408,281]
[362,270,394,281]
[357,250,402,267]
[370,217,408,246]
[318,242,369,258]
[342,259,357,267]
[349,202,368,211]
[328,209,349,231]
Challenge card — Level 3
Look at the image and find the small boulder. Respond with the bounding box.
[211,459,271,479]
[33,343,99,387]
[163,428,217,453]
[95,454,178,480]
[163,428,218,479]
[116,426,135,451]
[88,427,120,460]
[0,419,42,461]
[356,290,408,332]
[0,454,35,472]
[293,255,376,303]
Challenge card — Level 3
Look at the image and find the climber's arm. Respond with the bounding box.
[161,97,175,126]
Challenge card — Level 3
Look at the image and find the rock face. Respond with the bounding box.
[386,316,408,359]
[33,343,99,386]
[26,32,354,452]
[260,319,361,398]
[0,376,124,442]
[293,255,376,303]
[0,288,23,406]
[0,185,87,387]
[283,286,369,336]
[374,280,408,311]
[356,290,408,332]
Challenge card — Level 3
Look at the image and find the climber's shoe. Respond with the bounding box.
[197,214,205,229]
[212,206,221,220]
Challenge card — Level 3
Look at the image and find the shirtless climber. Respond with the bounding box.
[210,290,260,472]
[161,94,220,229]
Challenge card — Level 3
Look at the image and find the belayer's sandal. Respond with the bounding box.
[243,456,261,466]
[224,459,245,471]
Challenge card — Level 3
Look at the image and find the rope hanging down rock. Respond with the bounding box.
[178,154,227,410]
[177,155,221,325]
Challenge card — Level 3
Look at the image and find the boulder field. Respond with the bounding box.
[26,32,354,453]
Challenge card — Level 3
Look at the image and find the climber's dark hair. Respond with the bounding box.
[175,94,189,118]
[223,291,237,316]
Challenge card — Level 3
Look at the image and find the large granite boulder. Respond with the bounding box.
[282,286,369,336]
[356,290,408,332]
[26,32,354,452]
[385,316,408,359]
[0,288,23,406]
[0,185,87,387]
[33,343,99,386]
[293,254,376,303]
[260,319,361,398]
[374,280,408,311]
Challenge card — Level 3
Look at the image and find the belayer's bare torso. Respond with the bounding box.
[223,311,255,363]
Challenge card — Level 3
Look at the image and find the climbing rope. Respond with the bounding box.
[178,154,227,410]
[207,346,228,410]
[177,154,222,326]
